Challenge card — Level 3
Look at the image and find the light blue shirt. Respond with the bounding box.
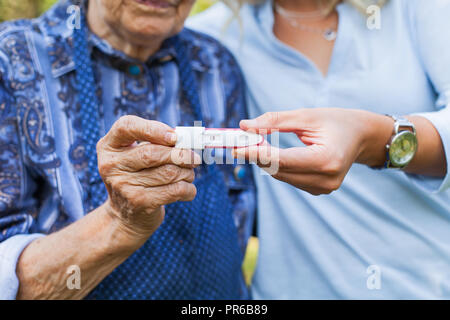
[189,0,450,299]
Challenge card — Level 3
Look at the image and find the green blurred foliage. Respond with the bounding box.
[0,0,57,22]
[0,0,214,22]
[41,0,59,12]
[190,0,216,16]
[242,237,258,286]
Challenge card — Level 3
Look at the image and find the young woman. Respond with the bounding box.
[189,0,450,299]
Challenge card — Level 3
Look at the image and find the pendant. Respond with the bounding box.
[323,29,337,41]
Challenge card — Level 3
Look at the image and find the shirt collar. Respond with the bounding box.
[253,0,312,69]
[257,0,276,40]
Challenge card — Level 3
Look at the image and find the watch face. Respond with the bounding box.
[389,131,418,167]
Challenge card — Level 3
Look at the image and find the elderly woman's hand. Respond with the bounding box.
[97,115,200,239]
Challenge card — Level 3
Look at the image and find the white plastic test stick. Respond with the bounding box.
[175,127,264,150]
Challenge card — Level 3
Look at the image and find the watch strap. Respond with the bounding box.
[386,115,416,135]
[384,115,416,169]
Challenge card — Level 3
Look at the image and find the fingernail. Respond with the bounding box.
[241,119,257,128]
[165,132,177,144]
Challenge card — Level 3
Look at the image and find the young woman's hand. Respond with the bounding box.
[233,108,394,195]
[234,108,446,195]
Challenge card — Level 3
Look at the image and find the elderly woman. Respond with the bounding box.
[0,0,255,299]
[190,0,450,299]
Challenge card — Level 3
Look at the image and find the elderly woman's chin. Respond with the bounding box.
[108,0,192,37]
[120,15,184,45]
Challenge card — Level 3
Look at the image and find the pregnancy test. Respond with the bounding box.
[175,126,264,149]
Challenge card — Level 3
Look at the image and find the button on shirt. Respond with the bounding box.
[0,0,255,299]
[189,0,450,298]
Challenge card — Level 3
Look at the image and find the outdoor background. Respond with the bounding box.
[0,0,258,286]
[0,0,216,21]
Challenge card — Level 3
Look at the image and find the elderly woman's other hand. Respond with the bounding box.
[97,115,199,239]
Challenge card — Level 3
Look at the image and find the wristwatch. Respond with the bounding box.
[384,115,418,169]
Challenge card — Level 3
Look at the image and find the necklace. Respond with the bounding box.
[274,1,338,41]
[274,0,338,19]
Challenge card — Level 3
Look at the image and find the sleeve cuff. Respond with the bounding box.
[409,106,450,193]
[0,233,44,300]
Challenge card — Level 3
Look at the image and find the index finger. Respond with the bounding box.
[239,110,312,134]
[105,115,177,148]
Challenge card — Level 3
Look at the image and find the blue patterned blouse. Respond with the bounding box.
[0,0,255,299]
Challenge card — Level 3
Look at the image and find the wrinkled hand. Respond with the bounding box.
[97,115,200,239]
[233,108,392,195]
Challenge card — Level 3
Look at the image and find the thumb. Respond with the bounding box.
[240,110,310,133]
[107,115,176,148]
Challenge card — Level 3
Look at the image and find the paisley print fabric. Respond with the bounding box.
[0,0,255,299]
